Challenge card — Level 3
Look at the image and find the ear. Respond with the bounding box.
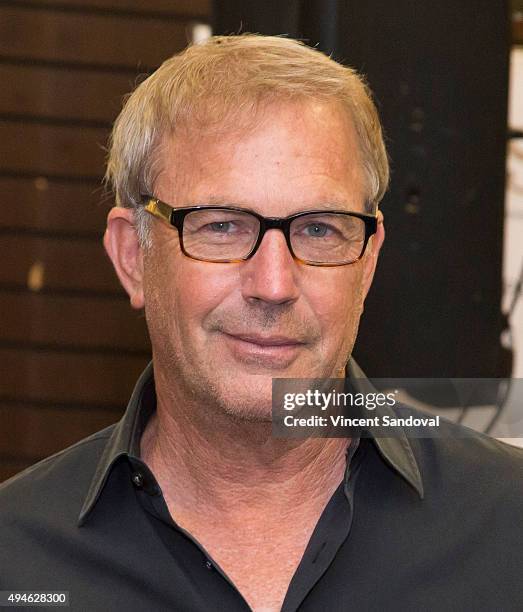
[361,209,385,299]
[103,207,145,309]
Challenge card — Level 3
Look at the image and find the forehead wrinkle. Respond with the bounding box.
[156,163,364,213]
[155,100,366,212]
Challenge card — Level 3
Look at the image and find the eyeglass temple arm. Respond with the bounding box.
[143,198,173,224]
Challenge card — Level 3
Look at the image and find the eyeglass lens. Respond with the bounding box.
[182,209,365,264]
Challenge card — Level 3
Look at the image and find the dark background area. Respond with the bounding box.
[213,0,511,379]
[0,0,519,480]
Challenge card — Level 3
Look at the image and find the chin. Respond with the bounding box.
[222,402,273,423]
[211,374,275,423]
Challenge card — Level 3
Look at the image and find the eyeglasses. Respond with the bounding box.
[142,196,377,267]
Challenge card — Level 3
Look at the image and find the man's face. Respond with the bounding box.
[139,100,381,419]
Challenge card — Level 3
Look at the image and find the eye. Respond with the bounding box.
[295,219,341,239]
[185,209,259,239]
[207,221,234,233]
[303,222,330,238]
[196,218,243,234]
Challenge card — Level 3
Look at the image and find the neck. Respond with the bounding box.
[141,370,350,525]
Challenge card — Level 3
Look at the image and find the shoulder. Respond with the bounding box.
[394,403,523,508]
[0,424,116,524]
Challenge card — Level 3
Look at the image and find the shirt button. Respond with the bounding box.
[205,560,213,570]
[131,472,144,488]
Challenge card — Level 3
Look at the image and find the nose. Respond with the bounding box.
[240,229,300,305]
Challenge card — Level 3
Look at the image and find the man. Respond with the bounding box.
[0,35,521,612]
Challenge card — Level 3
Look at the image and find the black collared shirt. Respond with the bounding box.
[1,361,522,611]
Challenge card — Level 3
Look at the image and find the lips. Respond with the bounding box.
[224,333,305,347]
[221,331,306,368]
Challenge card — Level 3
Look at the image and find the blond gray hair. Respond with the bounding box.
[105,34,389,247]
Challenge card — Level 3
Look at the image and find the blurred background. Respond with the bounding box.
[0,0,522,481]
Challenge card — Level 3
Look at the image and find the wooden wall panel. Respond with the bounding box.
[0,293,149,352]
[0,6,190,68]
[0,235,120,293]
[0,0,211,481]
[0,64,136,123]
[0,348,149,407]
[0,177,109,235]
[0,122,107,178]
[15,0,211,19]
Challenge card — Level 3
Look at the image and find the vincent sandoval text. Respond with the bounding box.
[283,415,441,428]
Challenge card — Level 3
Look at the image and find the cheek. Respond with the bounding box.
[142,244,185,345]
[158,261,237,338]
[309,268,364,339]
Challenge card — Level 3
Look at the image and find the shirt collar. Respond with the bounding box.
[346,359,424,500]
[78,359,423,526]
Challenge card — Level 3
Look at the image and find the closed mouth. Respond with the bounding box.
[223,333,304,347]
